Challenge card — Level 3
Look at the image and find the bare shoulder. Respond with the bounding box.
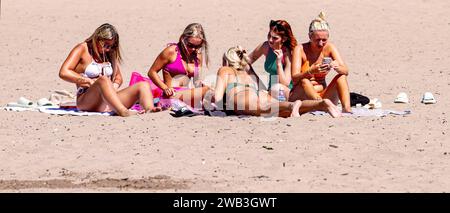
[325,42,338,52]
[217,66,233,75]
[160,44,178,59]
[261,41,270,52]
[72,42,88,53]
[293,44,304,52]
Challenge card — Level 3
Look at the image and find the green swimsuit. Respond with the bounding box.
[264,49,293,90]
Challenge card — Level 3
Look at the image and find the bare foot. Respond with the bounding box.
[145,107,162,113]
[322,99,341,118]
[290,100,302,117]
[342,106,352,113]
[117,109,138,117]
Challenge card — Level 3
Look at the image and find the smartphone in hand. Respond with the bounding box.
[322,57,332,65]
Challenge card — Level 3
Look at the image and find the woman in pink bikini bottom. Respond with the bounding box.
[147,23,210,108]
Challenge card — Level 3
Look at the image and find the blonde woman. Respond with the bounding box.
[290,12,351,112]
[148,23,209,108]
[59,23,160,116]
[209,46,341,118]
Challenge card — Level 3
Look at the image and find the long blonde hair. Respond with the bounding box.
[85,23,122,80]
[178,23,209,67]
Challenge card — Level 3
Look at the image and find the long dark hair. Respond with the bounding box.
[269,20,298,51]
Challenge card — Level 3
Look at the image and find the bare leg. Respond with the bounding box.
[117,81,161,113]
[290,100,301,117]
[298,99,341,118]
[301,78,322,100]
[288,83,308,102]
[322,74,351,113]
[231,90,340,118]
[173,86,209,108]
[254,91,298,118]
[77,76,135,117]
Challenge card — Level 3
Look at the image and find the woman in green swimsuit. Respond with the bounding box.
[248,20,296,100]
[206,46,341,118]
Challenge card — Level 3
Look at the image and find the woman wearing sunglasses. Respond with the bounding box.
[206,45,341,118]
[147,23,209,108]
[59,23,161,116]
[248,20,297,101]
[290,12,351,113]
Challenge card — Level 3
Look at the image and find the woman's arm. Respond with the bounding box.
[247,42,266,64]
[213,67,229,110]
[193,52,205,87]
[112,59,123,90]
[328,43,349,75]
[147,46,174,90]
[274,49,292,86]
[59,43,94,87]
[291,45,323,80]
[290,45,305,80]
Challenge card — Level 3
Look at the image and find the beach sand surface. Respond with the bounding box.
[0,0,449,192]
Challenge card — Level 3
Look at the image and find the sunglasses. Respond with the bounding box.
[270,20,286,31]
[184,39,203,49]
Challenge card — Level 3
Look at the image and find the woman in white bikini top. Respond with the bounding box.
[83,61,113,79]
[59,23,161,116]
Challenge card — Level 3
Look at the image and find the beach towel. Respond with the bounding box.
[38,107,114,116]
[2,106,114,116]
[310,107,411,117]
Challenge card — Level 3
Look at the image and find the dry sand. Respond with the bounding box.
[0,0,449,192]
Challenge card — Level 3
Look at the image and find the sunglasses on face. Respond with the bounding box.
[184,39,203,49]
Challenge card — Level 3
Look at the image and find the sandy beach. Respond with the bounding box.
[0,0,449,192]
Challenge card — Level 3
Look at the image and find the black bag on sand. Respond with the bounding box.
[350,92,370,107]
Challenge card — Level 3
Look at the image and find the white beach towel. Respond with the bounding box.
[38,108,114,116]
[2,106,114,116]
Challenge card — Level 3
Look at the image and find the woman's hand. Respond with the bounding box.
[163,87,176,97]
[329,60,340,72]
[273,49,284,65]
[77,77,95,88]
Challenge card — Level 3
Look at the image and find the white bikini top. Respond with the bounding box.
[83,60,113,78]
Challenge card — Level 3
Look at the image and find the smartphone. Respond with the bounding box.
[322,57,332,65]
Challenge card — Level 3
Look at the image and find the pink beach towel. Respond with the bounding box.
[128,71,189,110]
[128,71,188,98]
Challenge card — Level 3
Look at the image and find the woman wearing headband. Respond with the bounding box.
[290,12,351,113]
[59,23,160,116]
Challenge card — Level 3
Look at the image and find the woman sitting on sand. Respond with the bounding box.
[147,23,209,108]
[206,46,341,118]
[290,12,351,113]
[59,23,160,117]
[247,20,296,100]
